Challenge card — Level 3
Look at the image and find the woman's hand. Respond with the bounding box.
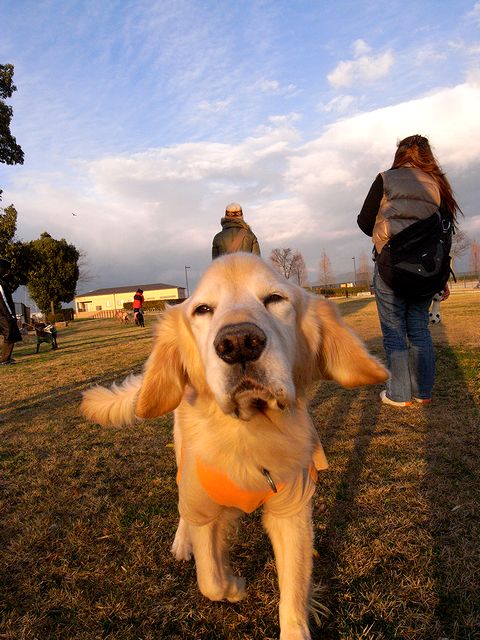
[441,283,450,301]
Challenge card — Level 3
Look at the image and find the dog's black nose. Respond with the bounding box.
[214,322,267,365]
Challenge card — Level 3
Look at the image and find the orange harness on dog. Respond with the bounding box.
[177,451,318,515]
[196,457,291,513]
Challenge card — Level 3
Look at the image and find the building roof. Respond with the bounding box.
[76,283,182,297]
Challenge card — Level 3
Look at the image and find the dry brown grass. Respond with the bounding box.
[1,294,479,639]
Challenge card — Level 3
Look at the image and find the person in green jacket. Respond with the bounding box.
[212,203,261,260]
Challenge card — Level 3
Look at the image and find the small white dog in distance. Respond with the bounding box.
[429,285,451,324]
[81,254,388,640]
[429,292,443,324]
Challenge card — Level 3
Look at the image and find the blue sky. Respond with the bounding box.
[1,0,480,295]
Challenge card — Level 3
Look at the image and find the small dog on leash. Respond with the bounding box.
[35,322,58,352]
[429,292,443,324]
[134,310,145,327]
[81,254,387,639]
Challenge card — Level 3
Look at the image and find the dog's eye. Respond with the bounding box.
[263,294,285,306]
[193,304,213,316]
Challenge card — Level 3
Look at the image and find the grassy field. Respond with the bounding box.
[1,293,479,640]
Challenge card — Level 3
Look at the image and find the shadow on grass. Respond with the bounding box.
[0,365,144,425]
[2,312,477,639]
[309,327,479,639]
[334,297,375,318]
[309,369,382,639]
[12,331,152,361]
[421,328,480,637]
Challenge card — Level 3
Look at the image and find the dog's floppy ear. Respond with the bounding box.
[304,296,388,388]
[135,306,188,418]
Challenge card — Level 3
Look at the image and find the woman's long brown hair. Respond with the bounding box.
[391,134,462,225]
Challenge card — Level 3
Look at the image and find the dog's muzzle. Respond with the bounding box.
[213,322,288,420]
[231,378,286,420]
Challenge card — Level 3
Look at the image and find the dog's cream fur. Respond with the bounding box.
[81,254,388,640]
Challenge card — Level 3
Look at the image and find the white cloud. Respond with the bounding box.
[197,99,231,113]
[414,44,447,66]
[327,41,394,89]
[4,0,480,295]
[467,1,480,25]
[466,66,480,84]
[283,82,480,262]
[9,82,480,291]
[318,95,357,114]
[255,78,299,96]
[447,38,480,54]
[352,39,371,57]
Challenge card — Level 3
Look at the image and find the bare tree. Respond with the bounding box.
[270,248,309,285]
[291,251,308,286]
[318,249,334,286]
[76,249,93,287]
[451,229,471,266]
[270,248,293,279]
[356,250,371,285]
[469,240,480,276]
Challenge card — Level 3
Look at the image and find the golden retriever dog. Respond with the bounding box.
[81,254,387,640]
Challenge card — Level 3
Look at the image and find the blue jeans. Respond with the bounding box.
[373,265,434,402]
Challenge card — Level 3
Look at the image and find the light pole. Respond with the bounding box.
[184,266,190,298]
[352,257,357,284]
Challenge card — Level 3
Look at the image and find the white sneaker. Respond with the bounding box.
[379,390,412,407]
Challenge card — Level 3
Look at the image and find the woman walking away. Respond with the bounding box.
[357,134,461,407]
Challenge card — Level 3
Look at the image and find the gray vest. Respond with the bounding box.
[373,167,441,252]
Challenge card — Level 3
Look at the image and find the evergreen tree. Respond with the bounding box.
[0,64,24,166]
[0,204,30,290]
[27,233,80,314]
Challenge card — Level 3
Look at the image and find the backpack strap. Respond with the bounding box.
[227,229,247,253]
[449,257,457,283]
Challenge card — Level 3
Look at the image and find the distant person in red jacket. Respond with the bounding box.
[133,288,145,327]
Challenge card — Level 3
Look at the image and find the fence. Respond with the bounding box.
[90,309,118,319]
[450,274,480,291]
[122,299,185,312]
[308,284,372,298]
[89,299,185,319]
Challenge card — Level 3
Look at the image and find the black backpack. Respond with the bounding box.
[376,209,453,300]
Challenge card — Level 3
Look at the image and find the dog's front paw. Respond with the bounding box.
[171,537,192,561]
[171,519,192,561]
[225,575,246,602]
[198,575,247,602]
